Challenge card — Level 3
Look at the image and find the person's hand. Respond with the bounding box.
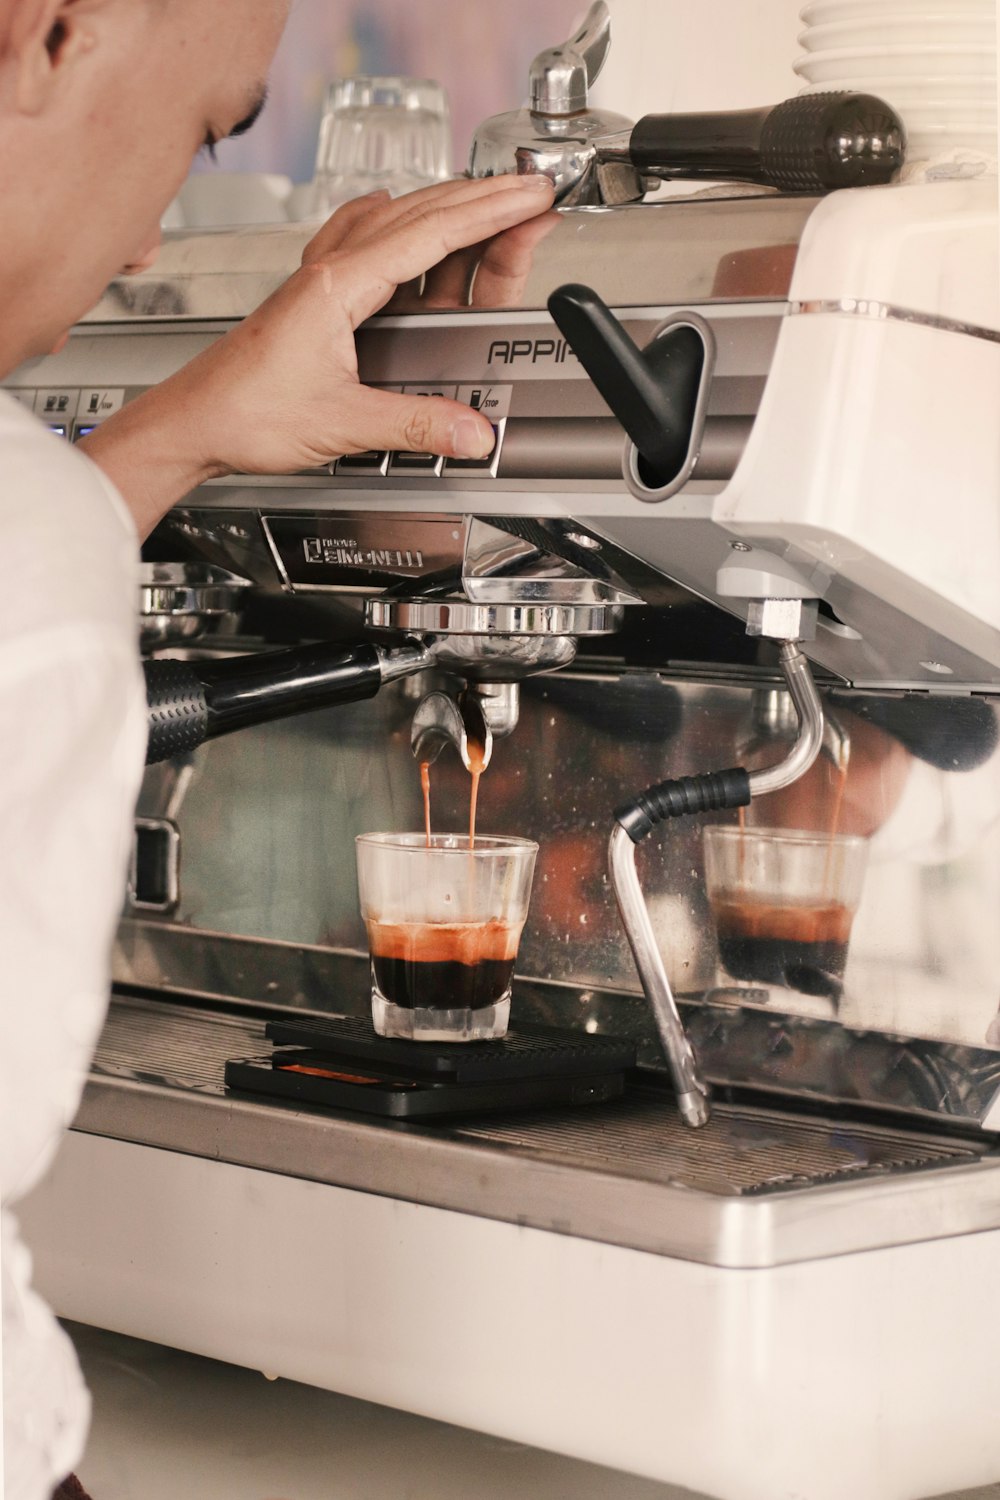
[396,206,559,311]
[80,173,555,538]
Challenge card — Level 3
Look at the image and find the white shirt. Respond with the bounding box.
[0,393,146,1500]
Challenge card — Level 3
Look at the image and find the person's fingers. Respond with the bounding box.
[420,244,481,308]
[334,388,496,461]
[301,191,393,263]
[303,174,552,263]
[415,208,558,310]
[303,180,475,263]
[348,174,553,245]
[471,211,560,308]
[327,178,557,325]
[335,175,535,252]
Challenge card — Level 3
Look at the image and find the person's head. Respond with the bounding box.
[0,0,290,370]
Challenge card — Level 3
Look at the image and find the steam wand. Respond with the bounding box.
[609,642,824,1128]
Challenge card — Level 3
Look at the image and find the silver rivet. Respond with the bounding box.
[565,531,601,551]
[730,541,752,553]
[920,660,954,676]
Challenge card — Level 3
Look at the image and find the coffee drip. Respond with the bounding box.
[420,761,432,847]
[420,729,489,850]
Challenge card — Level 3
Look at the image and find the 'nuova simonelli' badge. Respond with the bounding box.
[262,513,464,593]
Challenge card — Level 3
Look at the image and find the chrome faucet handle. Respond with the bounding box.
[411,691,493,772]
[530,1,611,116]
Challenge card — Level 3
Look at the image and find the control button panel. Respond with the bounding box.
[443,419,505,476]
[36,389,78,421]
[2,385,126,443]
[79,388,125,420]
[335,451,389,475]
[1,381,514,476]
[388,451,443,476]
[402,382,458,402]
[456,384,513,422]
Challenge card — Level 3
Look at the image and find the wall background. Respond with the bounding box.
[198,0,1000,187]
[592,0,802,117]
[199,0,580,185]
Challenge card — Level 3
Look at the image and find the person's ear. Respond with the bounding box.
[4,0,99,117]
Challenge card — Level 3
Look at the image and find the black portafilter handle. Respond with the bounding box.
[144,642,388,765]
[628,92,906,193]
[547,283,706,488]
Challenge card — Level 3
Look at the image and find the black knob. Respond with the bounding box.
[548,283,706,488]
[629,93,906,193]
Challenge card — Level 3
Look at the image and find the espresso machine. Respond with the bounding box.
[13,7,1000,1497]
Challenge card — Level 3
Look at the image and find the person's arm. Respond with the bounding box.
[80,174,555,540]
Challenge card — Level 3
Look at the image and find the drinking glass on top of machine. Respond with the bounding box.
[304,76,452,219]
[355,833,538,1042]
[702,826,868,1006]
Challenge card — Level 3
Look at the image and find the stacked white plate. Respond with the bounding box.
[796,0,998,162]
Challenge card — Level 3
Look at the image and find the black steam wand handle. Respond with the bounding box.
[627,92,906,192]
[144,642,388,765]
[547,283,705,486]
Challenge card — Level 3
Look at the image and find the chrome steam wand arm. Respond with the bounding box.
[609,823,711,1128]
[609,643,826,1128]
[747,644,825,800]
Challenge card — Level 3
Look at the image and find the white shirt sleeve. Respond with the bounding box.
[0,395,146,1500]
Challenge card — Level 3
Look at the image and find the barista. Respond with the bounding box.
[0,4,555,1498]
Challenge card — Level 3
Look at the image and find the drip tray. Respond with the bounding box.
[79,994,999,1269]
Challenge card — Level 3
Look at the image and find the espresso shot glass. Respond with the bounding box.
[702,826,868,1004]
[356,833,538,1042]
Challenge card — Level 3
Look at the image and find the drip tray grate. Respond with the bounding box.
[90,996,981,1199]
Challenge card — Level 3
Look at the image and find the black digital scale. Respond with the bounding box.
[225,1014,636,1120]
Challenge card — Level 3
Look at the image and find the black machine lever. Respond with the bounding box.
[624,92,905,193]
[548,283,706,489]
[144,642,410,765]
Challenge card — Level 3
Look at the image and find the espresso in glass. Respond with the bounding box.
[703,826,868,1006]
[356,833,537,1042]
[712,896,854,1000]
[367,918,519,1013]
